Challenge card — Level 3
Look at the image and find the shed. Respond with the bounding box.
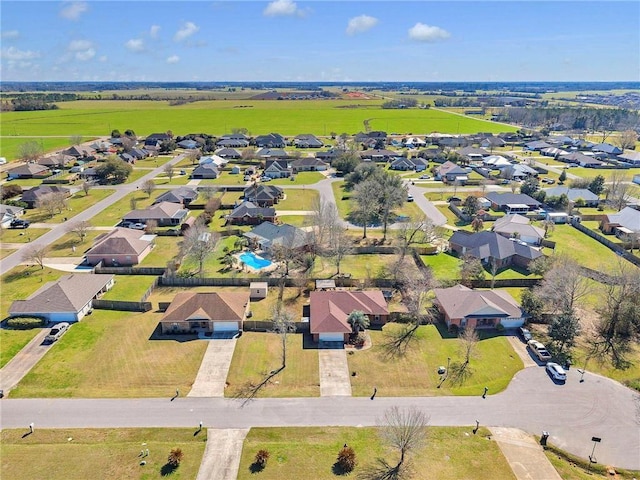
[546,212,569,224]
[633,174,640,185]
[250,282,268,299]
[231,165,241,174]
[315,279,336,290]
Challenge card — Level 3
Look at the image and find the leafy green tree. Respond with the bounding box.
[558,169,567,184]
[520,288,544,322]
[17,140,43,162]
[333,152,360,175]
[347,310,370,334]
[462,196,480,217]
[548,311,581,357]
[95,157,133,184]
[588,175,605,195]
[353,178,379,238]
[376,172,406,241]
[520,177,540,196]
[344,162,380,190]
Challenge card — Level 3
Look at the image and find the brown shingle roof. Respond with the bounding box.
[433,284,522,320]
[309,290,388,334]
[87,228,153,256]
[161,292,249,323]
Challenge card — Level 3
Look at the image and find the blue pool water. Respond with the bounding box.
[239,251,272,270]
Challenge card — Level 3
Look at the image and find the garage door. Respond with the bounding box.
[213,322,239,332]
[319,332,344,342]
[500,318,524,329]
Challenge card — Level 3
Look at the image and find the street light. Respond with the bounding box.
[587,436,601,474]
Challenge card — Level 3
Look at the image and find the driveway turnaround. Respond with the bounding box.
[319,348,352,396]
[489,427,562,480]
[188,339,237,398]
[0,329,51,394]
[196,428,249,480]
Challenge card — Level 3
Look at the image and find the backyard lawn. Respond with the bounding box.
[225,331,319,398]
[237,426,515,480]
[248,287,309,321]
[10,309,208,398]
[276,188,319,210]
[138,236,182,267]
[420,252,462,281]
[90,191,157,226]
[311,253,407,279]
[0,428,206,480]
[545,223,623,270]
[47,230,104,257]
[347,324,523,397]
[276,214,312,227]
[101,275,158,302]
[22,189,115,224]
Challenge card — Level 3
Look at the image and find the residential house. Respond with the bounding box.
[482,155,512,168]
[243,221,310,252]
[216,138,249,148]
[540,147,569,158]
[123,201,189,226]
[294,134,324,148]
[255,133,286,148]
[0,204,25,227]
[215,148,242,159]
[543,186,600,207]
[524,140,551,151]
[618,151,640,166]
[37,154,74,169]
[592,143,623,156]
[145,133,172,143]
[21,185,70,208]
[85,228,155,266]
[153,187,198,206]
[485,192,541,214]
[558,151,594,166]
[480,136,506,149]
[62,145,95,158]
[433,284,526,330]
[243,184,284,206]
[159,291,250,335]
[6,163,51,180]
[600,207,640,238]
[449,230,543,269]
[457,146,490,163]
[309,290,389,343]
[402,136,426,148]
[191,163,219,179]
[119,152,136,164]
[547,135,575,146]
[291,157,328,172]
[436,161,469,183]
[492,214,544,245]
[8,274,115,323]
[264,159,292,178]
[226,201,276,225]
[177,139,199,149]
[389,157,415,171]
[359,149,397,162]
[315,148,345,164]
[256,148,289,159]
[502,163,538,180]
[129,148,150,160]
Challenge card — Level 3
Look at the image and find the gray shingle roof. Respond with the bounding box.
[450,230,543,261]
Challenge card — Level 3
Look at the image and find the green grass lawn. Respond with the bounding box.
[0,248,15,259]
[47,230,104,257]
[276,188,319,210]
[22,189,115,224]
[545,223,623,270]
[0,428,207,480]
[269,172,325,185]
[568,167,640,182]
[238,426,515,480]
[330,180,351,219]
[0,328,41,369]
[101,275,158,302]
[90,191,156,226]
[248,287,309,321]
[178,235,258,277]
[276,215,312,227]
[0,227,49,243]
[0,265,66,318]
[204,173,248,185]
[125,168,151,184]
[153,172,193,185]
[420,252,462,281]
[311,254,405,279]
[225,332,320,398]
[347,324,523,397]
[1,178,47,187]
[10,309,208,398]
[138,236,182,267]
[0,137,77,162]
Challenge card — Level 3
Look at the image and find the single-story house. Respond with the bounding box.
[432,284,526,330]
[309,290,389,343]
[403,136,426,148]
[215,148,242,159]
[9,274,115,323]
[436,161,469,183]
[20,185,71,208]
[264,159,292,178]
[483,155,512,168]
[191,163,219,179]
[160,291,250,335]
[250,282,268,300]
[123,201,189,226]
[243,221,309,252]
[389,157,415,171]
[256,148,289,159]
[502,163,538,180]
[6,163,51,180]
[255,133,286,148]
[315,149,345,163]
[85,228,155,266]
[243,184,284,206]
[359,149,397,162]
[294,134,324,148]
[480,137,506,149]
[216,136,249,148]
[0,204,25,227]
[290,157,328,172]
[592,143,623,156]
[177,139,199,149]
[558,151,593,165]
[524,140,551,151]
[37,154,75,169]
[540,147,569,158]
[492,214,544,245]
[62,145,95,158]
[543,186,600,207]
[449,230,544,269]
[600,207,640,237]
[485,192,541,213]
[547,135,575,146]
[153,187,198,206]
[618,151,640,166]
[457,146,490,162]
[226,201,276,225]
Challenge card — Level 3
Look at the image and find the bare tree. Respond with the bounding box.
[448,326,479,385]
[187,150,201,165]
[489,258,500,289]
[163,163,175,182]
[69,135,83,146]
[22,244,49,269]
[179,224,219,277]
[326,225,353,276]
[17,140,43,162]
[605,171,632,211]
[81,181,92,196]
[616,130,637,151]
[510,181,519,194]
[129,196,138,211]
[540,218,555,237]
[359,406,429,480]
[459,255,485,287]
[309,198,339,257]
[141,179,156,198]
[535,256,590,315]
[377,173,407,241]
[199,186,219,202]
[36,192,68,218]
[66,220,90,244]
[145,219,158,234]
[394,216,433,263]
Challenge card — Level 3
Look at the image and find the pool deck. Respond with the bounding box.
[236,250,279,274]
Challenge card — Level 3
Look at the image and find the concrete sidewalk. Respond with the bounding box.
[196,428,249,480]
[489,427,562,480]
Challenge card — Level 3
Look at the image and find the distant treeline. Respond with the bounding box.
[382,98,419,109]
[0,92,79,111]
[494,107,640,131]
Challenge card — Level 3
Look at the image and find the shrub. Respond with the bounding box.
[167,447,184,467]
[336,446,357,473]
[1,184,23,200]
[254,449,270,468]
[197,211,212,225]
[5,317,46,329]
[205,197,221,215]
[495,323,505,332]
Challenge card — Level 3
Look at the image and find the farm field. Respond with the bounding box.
[0,137,85,163]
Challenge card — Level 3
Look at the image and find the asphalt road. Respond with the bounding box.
[2,367,638,470]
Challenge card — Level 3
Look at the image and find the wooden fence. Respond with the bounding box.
[571,219,640,268]
[94,266,166,275]
[92,299,152,312]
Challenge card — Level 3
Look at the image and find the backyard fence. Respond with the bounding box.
[571,218,640,268]
[92,300,152,312]
[94,266,166,275]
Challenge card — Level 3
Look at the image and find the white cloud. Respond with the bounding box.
[150,25,161,39]
[68,39,93,51]
[263,0,298,17]
[408,23,451,42]
[99,55,108,62]
[166,55,180,64]
[60,2,88,21]
[75,48,95,61]
[125,39,145,52]
[346,15,378,35]
[1,46,40,61]
[1,30,19,40]
[174,22,199,42]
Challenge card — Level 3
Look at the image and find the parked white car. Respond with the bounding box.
[546,362,567,382]
[45,322,70,343]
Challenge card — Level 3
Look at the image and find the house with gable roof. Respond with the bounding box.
[226,201,276,225]
[85,228,155,266]
[492,214,544,245]
[449,230,543,269]
[123,201,189,226]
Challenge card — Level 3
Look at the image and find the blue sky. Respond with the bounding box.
[1,1,638,82]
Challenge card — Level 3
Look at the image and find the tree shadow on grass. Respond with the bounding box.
[160,463,178,476]
[249,462,265,474]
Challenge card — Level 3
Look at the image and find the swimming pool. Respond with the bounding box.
[239,251,273,270]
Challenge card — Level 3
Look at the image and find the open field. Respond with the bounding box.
[225,332,320,398]
[238,426,515,480]
[347,324,523,397]
[0,428,207,480]
[0,137,85,163]
[10,309,207,398]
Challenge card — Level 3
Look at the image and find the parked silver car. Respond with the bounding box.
[45,322,70,343]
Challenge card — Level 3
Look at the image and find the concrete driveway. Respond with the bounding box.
[188,339,237,397]
[507,335,538,368]
[318,348,352,396]
[0,328,51,394]
[196,428,248,480]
